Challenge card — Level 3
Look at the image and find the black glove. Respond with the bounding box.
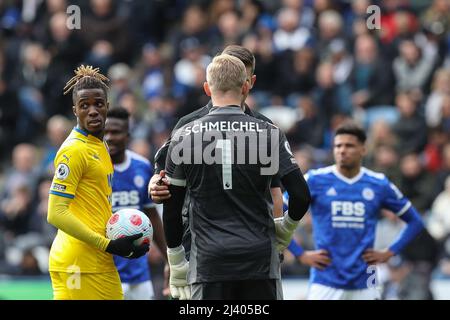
[105,233,149,259]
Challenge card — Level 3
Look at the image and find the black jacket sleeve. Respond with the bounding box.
[280,169,311,221]
[162,185,186,248]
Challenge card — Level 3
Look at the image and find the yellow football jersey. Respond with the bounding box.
[49,127,115,273]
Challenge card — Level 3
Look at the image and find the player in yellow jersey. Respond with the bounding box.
[47,65,149,300]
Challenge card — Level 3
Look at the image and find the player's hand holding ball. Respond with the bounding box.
[105,208,153,259]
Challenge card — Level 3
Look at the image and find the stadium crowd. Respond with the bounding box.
[1,0,450,299]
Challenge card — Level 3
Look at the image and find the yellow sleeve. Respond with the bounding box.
[47,194,110,251]
[49,142,86,198]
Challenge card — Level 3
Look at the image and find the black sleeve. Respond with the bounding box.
[270,174,281,188]
[278,129,299,178]
[163,185,186,248]
[280,169,311,221]
[154,116,189,173]
[154,140,170,174]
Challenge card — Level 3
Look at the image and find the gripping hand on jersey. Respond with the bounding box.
[167,246,190,300]
[274,212,299,252]
[106,233,149,259]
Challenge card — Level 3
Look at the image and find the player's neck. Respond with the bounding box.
[211,95,244,110]
[336,165,361,179]
[77,124,104,140]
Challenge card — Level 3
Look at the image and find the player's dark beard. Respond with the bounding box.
[110,149,125,164]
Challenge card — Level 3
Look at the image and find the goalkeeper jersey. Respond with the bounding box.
[165,105,298,283]
[48,127,115,273]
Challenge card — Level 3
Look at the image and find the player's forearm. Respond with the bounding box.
[389,206,424,255]
[163,185,186,248]
[270,187,284,218]
[287,239,304,258]
[281,170,311,221]
[146,207,168,261]
[47,194,110,251]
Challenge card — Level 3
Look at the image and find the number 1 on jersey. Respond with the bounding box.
[216,139,232,190]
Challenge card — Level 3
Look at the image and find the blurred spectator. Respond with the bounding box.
[43,11,85,117]
[1,144,39,200]
[424,125,448,173]
[81,0,131,69]
[316,10,346,60]
[238,0,266,34]
[382,255,434,300]
[398,152,435,213]
[275,47,317,103]
[117,92,146,139]
[138,43,165,103]
[435,143,450,197]
[40,115,72,175]
[19,249,42,275]
[380,4,419,47]
[393,39,436,101]
[428,176,450,242]
[420,0,450,40]
[366,120,398,159]
[436,235,450,278]
[281,0,315,29]
[312,61,352,126]
[349,34,395,109]
[273,7,311,52]
[439,94,450,132]
[246,33,278,105]
[170,4,209,61]
[392,92,428,154]
[425,68,450,127]
[0,183,34,238]
[14,42,50,142]
[370,144,402,185]
[107,63,139,108]
[329,39,352,85]
[0,53,19,158]
[173,37,210,98]
[210,10,243,52]
[286,96,324,148]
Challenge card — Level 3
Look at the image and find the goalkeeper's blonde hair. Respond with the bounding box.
[206,54,247,94]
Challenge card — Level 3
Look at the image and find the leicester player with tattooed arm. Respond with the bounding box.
[47,66,149,300]
[163,54,310,300]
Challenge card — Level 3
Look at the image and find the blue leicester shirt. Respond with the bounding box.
[284,165,411,289]
[112,150,155,284]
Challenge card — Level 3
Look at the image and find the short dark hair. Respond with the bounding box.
[335,122,367,143]
[222,45,255,74]
[107,106,130,121]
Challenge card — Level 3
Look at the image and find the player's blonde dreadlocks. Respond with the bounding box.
[64,65,110,103]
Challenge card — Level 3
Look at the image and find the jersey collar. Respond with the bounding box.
[207,100,252,115]
[73,126,104,144]
[114,150,131,172]
[332,165,364,184]
[209,105,245,115]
